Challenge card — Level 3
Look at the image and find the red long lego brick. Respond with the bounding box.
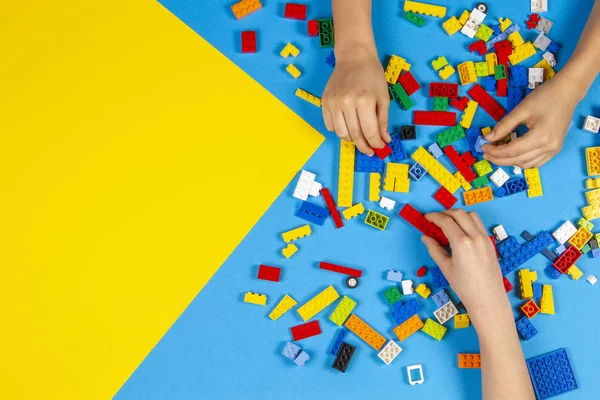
[497,78,508,97]
[503,276,513,293]
[416,266,427,277]
[399,203,449,246]
[319,262,363,278]
[494,41,512,64]
[290,320,321,341]
[467,84,506,121]
[433,186,457,209]
[284,3,307,20]
[241,31,257,53]
[461,151,476,167]
[413,111,457,126]
[450,96,469,111]
[468,40,487,56]
[307,19,319,36]
[373,143,392,160]
[321,188,344,229]
[443,145,477,182]
[398,71,421,96]
[553,245,582,274]
[429,83,458,98]
[258,265,281,282]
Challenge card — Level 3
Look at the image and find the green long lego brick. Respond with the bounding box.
[392,83,414,110]
[318,19,334,48]
[404,11,425,27]
[435,125,465,148]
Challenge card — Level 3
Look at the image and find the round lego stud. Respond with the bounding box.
[476,2,488,13]
[345,276,359,289]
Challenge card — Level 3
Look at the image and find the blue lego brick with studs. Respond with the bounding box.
[516,316,538,341]
[523,230,558,261]
[484,76,497,92]
[500,231,553,275]
[497,236,521,258]
[431,266,449,288]
[497,177,529,197]
[294,351,310,366]
[507,87,525,113]
[431,289,451,308]
[547,41,560,53]
[544,265,561,279]
[330,328,348,356]
[409,162,428,180]
[391,298,421,325]
[282,341,301,360]
[532,282,543,298]
[295,201,329,225]
[389,133,408,162]
[509,66,528,87]
[325,51,336,68]
[466,128,483,155]
[355,151,384,173]
[526,348,577,399]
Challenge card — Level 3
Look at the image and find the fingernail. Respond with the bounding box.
[485,133,495,140]
[384,132,392,142]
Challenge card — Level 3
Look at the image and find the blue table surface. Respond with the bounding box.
[116,1,600,399]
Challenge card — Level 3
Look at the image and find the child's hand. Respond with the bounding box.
[322,51,391,156]
[481,75,577,169]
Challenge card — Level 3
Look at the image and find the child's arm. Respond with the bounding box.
[322,0,390,156]
[422,210,535,400]
[483,0,600,168]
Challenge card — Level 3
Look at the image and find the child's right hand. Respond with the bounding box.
[322,50,391,156]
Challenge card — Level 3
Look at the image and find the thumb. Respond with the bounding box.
[377,97,391,142]
[421,235,451,273]
[487,106,528,142]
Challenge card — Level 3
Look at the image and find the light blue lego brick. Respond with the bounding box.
[428,143,443,159]
[409,162,428,180]
[591,248,600,258]
[555,244,567,255]
[386,270,403,282]
[526,348,577,399]
[293,350,310,366]
[431,289,450,308]
[485,23,520,50]
[475,135,492,153]
[282,341,301,360]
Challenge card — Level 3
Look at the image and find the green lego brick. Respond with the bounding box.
[474,159,493,176]
[581,243,591,254]
[391,83,414,110]
[422,318,447,341]
[364,210,389,231]
[475,24,494,42]
[431,56,448,71]
[495,64,507,80]
[318,19,335,48]
[435,124,466,148]
[329,295,357,326]
[403,11,425,27]
[433,97,449,111]
[472,176,489,188]
[475,62,489,77]
[384,286,403,305]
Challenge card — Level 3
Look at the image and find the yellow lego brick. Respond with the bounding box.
[345,314,386,350]
[568,226,593,249]
[586,177,600,189]
[432,56,448,71]
[586,188,600,206]
[404,0,447,18]
[454,314,470,329]
[422,318,447,341]
[540,285,555,315]
[460,100,478,129]
[411,147,460,193]
[454,171,472,191]
[383,163,410,193]
[485,53,498,73]
[481,126,492,136]
[586,147,600,176]
[519,269,537,299]
[244,291,267,306]
[473,159,493,176]
[439,65,455,80]
[369,172,382,201]
[415,283,431,298]
[269,294,297,320]
[498,17,512,31]
[458,61,477,85]
[282,224,311,243]
[297,285,340,321]
[507,31,525,47]
[463,187,494,206]
[393,314,424,341]
[508,42,536,65]
[338,140,355,207]
[578,218,594,231]
[533,59,556,81]
[342,203,365,220]
[385,55,410,84]
[282,243,298,258]
[582,204,600,221]
[286,64,301,79]
[458,10,470,25]
[329,296,357,326]
[567,264,583,280]
[442,16,462,36]
[475,62,489,77]
[524,168,543,197]
[280,42,300,58]
[231,0,263,20]
[295,88,321,107]
[596,233,600,242]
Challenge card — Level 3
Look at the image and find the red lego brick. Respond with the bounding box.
[372,143,392,160]
[399,203,449,246]
[284,3,307,20]
[526,13,540,30]
[321,188,344,229]
[450,96,469,111]
[490,235,499,257]
[397,71,421,96]
[429,82,459,98]
[553,245,582,274]
[416,266,427,277]
[319,261,363,278]
[433,186,457,210]
[497,78,508,97]
[494,41,512,64]
[461,151,477,167]
[413,111,457,126]
[521,299,540,318]
[307,19,319,36]
[443,145,477,182]
[290,320,321,341]
[258,264,281,282]
[467,84,507,121]
[503,276,513,293]
[468,40,488,56]
[241,30,257,53]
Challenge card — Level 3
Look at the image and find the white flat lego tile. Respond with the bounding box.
[293,170,316,200]
[379,196,396,211]
[308,181,322,197]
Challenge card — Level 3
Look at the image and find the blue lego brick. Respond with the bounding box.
[295,201,329,225]
[389,133,408,162]
[330,328,348,356]
[497,236,521,258]
[387,270,403,282]
[500,231,553,275]
[428,143,443,159]
[532,282,543,298]
[516,316,538,341]
[409,162,428,180]
[547,42,560,54]
[431,289,450,308]
[522,230,557,261]
[431,266,449,288]
[507,87,525,113]
[391,298,421,325]
[526,348,577,399]
[555,244,566,255]
[325,51,336,68]
[544,265,561,279]
[504,178,529,195]
[282,341,301,360]
[509,66,528,87]
[294,350,310,366]
[491,24,501,35]
[483,76,497,92]
[591,248,600,258]
[486,23,520,50]
[475,135,492,153]
[466,128,483,155]
[355,151,384,173]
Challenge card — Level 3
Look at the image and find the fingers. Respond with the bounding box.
[483,137,544,167]
[421,235,451,271]
[322,108,335,132]
[332,110,351,142]
[444,209,480,237]
[467,212,487,235]
[343,108,373,155]
[486,105,529,142]
[425,212,467,243]
[522,153,552,169]
[357,100,385,150]
[377,97,392,143]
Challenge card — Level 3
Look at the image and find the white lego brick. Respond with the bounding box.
[536,17,554,34]
[377,340,403,365]
[493,225,509,241]
[434,301,459,325]
[587,275,598,285]
[543,51,557,67]
[489,168,510,187]
[531,0,548,13]
[528,68,544,84]
[379,196,396,211]
[469,8,486,25]
[293,170,316,200]
[533,32,551,51]
[401,279,414,295]
[407,364,425,385]
[461,20,479,38]
[513,166,522,175]
[387,270,403,282]
[583,116,600,134]
[308,181,322,197]
[510,132,518,141]
[552,220,578,244]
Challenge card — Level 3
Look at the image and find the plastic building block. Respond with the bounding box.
[459,354,481,368]
[342,203,364,221]
[430,289,449,308]
[297,285,340,321]
[510,66,529,87]
[588,275,598,285]
[508,30,525,48]
[332,342,355,373]
[476,24,494,42]
[399,203,449,246]
[526,348,577,399]
[536,16,554,34]
[428,266,448,289]
[553,245,582,274]
[325,51,336,67]
[528,67,544,88]
[269,294,297,320]
[295,201,328,225]
[429,82,458,98]
[373,144,392,161]
[344,314,385,350]
[497,78,508,97]
[534,59,556,81]
[521,299,540,318]
[582,204,600,221]
[383,163,410,193]
[454,314,470,329]
[516,316,538,340]
[330,328,347,355]
[293,170,316,201]
[583,116,600,134]
[486,23,520,50]
[307,19,319,36]
[411,147,460,193]
[457,10,470,25]
[552,221,577,244]
[321,188,344,229]
[493,225,508,241]
[282,243,298,258]
[507,87,525,113]
[485,52,498,72]
[422,318,447,340]
[474,62,489,77]
[309,180,322,197]
[482,76,496,92]
[344,276,358,289]
[581,244,591,254]
[398,72,421,95]
[385,55,410,84]
[547,41,560,53]
[500,276,513,293]
[280,43,300,58]
[284,3,307,20]
[500,231,554,275]
[258,265,281,282]
[231,0,262,20]
[450,96,469,112]
[286,64,301,79]
[539,284,554,314]
[544,265,561,279]
[241,31,257,53]
[369,173,381,201]
[414,110,457,126]
[555,244,567,255]
[282,341,301,361]
[458,100,477,129]
[472,176,489,188]
[378,340,403,365]
[586,147,600,176]
[393,314,423,341]
[436,125,466,148]
[442,16,462,36]
[468,83,506,121]
[384,285,403,305]
[329,296,357,326]
[389,134,408,162]
[498,17,512,31]
[527,13,540,30]
[416,266,427,278]
[568,226,593,249]
[578,218,594,231]
[406,164,426,184]
[404,0,446,18]
[319,261,363,278]
[391,298,421,325]
[508,42,536,65]
[407,365,425,385]
[438,65,455,80]
[473,160,492,176]
[399,125,417,141]
[404,10,426,27]
[567,264,583,280]
[489,168,510,188]
[533,32,551,51]
[295,88,321,107]
[461,20,478,39]
[244,291,267,306]
[531,0,548,12]
[458,61,477,85]
[454,171,472,191]
[498,236,520,258]
[494,64,506,80]
[498,178,529,196]
[415,283,431,298]
[356,151,384,173]
[469,40,488,56]
[382,271,402,284]
[463,186,493,206]
[433,97,449,111]
[317,19,334,48]
[293,350,310,367]
[433,186,457,209]
[434,301,458,324]
[391,83,414,110]
[586,177,600,189]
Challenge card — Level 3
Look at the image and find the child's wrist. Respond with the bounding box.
[334,42,378,64]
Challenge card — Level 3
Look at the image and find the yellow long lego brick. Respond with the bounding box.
[524,168,543,197]
[519,269,537,299]
[231,0,262,20]
[454,171,472,191]
[369,172,381,201]
[342,203,365,220]
[269,294,297,320]
[329,296,357,326]
[586,188,600,205]
[297,285,340,321]
[458,61,477,85]
[282,243,298,258]
[282,224,311,242]
[404,0,447,18]
[586,147,600,176]
[533,59,556,81]
[540,285,554,314]
[582,204,600,221]
[295,88,321,107]
[244,291,267,306]
[338,140,355,207]
[344,314,386,350]
[280,42,300,58]
[486,53,498,73]
[567,264,583,280]
[411,147,460,193]
[286,64,301,79]
[460,100,478,129]
[508,42,536,65]
[385,55,409,84]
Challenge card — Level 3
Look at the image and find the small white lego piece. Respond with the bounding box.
[552,220,578,244]
[513,166,523,175]
[533,32,551,51]
[379,196,396,211]
[490,168,510,187]
[434,301,459,325]
[293,170,316,200]
[401,279,414,295]
[493,225,509,241]
[528,68,544,85]
[510,132,518,141]
[308,181,322,197]
[587,275,598,285]
[387,270,403,282]
[583,116,600,134]
[407,364,425,385]
[377,340,403,365]
[469,8,486,25]
[543,51,557,67]
[461,20,479,38]
[531,0,548,13]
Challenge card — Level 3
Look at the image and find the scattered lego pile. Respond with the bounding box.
[232,0,595,397]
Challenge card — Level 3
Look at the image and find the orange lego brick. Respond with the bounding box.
[568,226,593,250]
[231,0,262,20]
[344,314,386,350]
[463,186,494,206]
[393,314,424,341]
[458,353,481,368]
